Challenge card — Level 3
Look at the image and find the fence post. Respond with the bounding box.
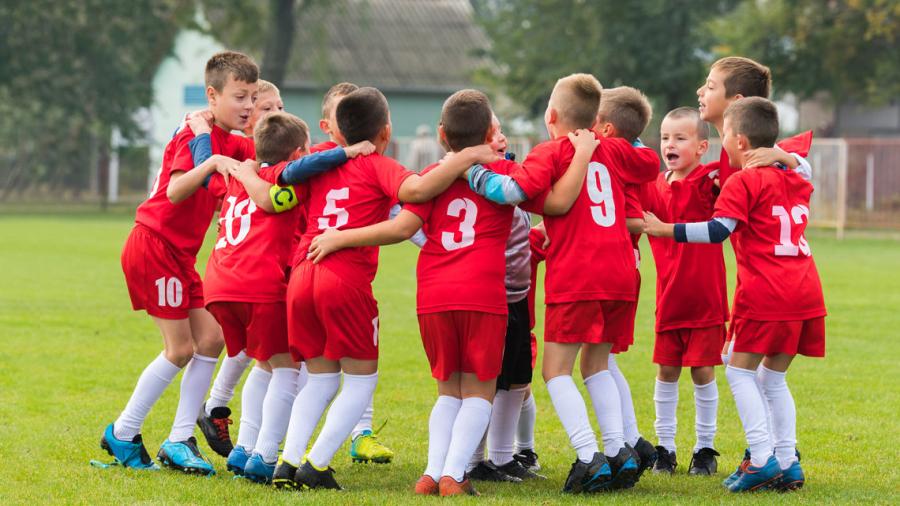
[836,139,848,240]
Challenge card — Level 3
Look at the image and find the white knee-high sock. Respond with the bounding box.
[584,370,625,457]
[169,354,218,442]
[546,375,598,463]
[114,353,182,440]
[206,350,252,414]
[296,362,309,394]
[234,367,271,450]
[487,387,527,466]
[726,365,773,466]
[252,368,298,462]
[351,395,375,439]
[467,433,486,472]
[693,380,718,451]
[442,397,493,481]
[516,392,537,452]
[758,366,797,470]
[756,367,776,449]
[654,379,679,452]
[306,373,379,468]
[608,354,641,446]
[281,372,340,465]
[425,396,462,481]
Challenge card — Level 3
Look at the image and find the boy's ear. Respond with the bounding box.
[318,118,330,135]
[206,85,218,106]
[547,107,558,126]
[598,122,616,138]
[379,122,392,145]
[697,138,710,156]
[736,133,750,151]
[437,124,451,151]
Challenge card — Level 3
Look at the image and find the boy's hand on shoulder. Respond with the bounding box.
[187,110,213,136]
[567,129,600,153]
[742,146,789,169]
[227,159,258,183]
[344,141,376,158]
[642,211,666,236]
[307,228,345,263]
[460,144,502,166]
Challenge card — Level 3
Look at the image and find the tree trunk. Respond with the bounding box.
[261,0,297,88]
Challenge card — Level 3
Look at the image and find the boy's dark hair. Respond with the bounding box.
[553,73,603,129]
[711,56,771,99]
[440,90,493,152]
[663,107,710,140]
[724,97,779,149]
[254,112,309,164]
[205,51,259,92]
[322,82,360,118]
[596,86,652,143]
[336,87,390,145]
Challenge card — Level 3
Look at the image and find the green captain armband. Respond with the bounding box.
[269,185,299,213]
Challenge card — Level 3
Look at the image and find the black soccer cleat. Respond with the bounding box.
[513,448,541,472]
[652,446,677,474]
[196,403,234,458]
[468,461,522,482]
[689,447,720,475]
[495,459,547,480]
[562,452,611,494]
[633,437,658,480]
[606,445,640,490]
[293,460,343,490]
[272,458,300,490]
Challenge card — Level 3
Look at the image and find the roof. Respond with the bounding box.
[282,0,489,93]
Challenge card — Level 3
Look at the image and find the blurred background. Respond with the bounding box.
[1,0,898,233]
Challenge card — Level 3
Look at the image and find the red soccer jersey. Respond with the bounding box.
[713,166,826,321]
[511,136,659,303]
[405,159,516,315]
[624,184,643,266]
[135,125,255,261]
[295,153,414,289]
[203,162,302,304]
[642,164,730,331]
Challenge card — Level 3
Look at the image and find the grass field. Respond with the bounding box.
[1,212,898,504]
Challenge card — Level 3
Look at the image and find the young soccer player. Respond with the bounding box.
[467,74,661,492]
[101,51,258,474]
[271,87,500,491]
[639,107,728,475]
[240,79,284,137]
[643,97,825,492]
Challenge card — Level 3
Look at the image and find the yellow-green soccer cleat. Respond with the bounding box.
[349,428,394,464]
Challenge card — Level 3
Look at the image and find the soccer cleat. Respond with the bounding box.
[349,428,394,464]
[689,447,720,475]
[723,449,751,487]
[157,437,216,475]
[727,455,783,492]
[496,459,547,480]
[513,448,541,471]
[100,423,159,470]
[652,446,677,474]
[776,460,805,492]
[562,452,611,494]
[468,461,522,482]
[226,445,251,475]
[414,475,439,495]
[633,437,658,480]
[606,445,640,490]
[272,458,300,490]
[243,453,276,484]
[438,475,479,496]
[293,460,343,490]
[197,403,234,458]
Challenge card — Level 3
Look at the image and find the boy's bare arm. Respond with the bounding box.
[307,209,424,263]
[228,160,276,212]
[543,129,599,215]
[626,217,645,234]
[167,155,237,204]
[398,144,500,203]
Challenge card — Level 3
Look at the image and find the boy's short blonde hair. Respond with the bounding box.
[551,73,603,130]
[596,86,652,143]
[254,112,309,164]
[724,97,779,149]
[257,79,280,96]
[322,82,360,118]
[205,51,259,92]
[711,56,771,99]
[663,107,709,140]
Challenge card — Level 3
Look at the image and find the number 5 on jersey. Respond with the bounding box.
[319,187,350,230]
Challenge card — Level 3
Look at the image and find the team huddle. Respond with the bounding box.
[98,50,826,496]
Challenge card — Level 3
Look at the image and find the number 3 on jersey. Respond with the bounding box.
[587,162,616,227]
[772,204,811,256]
[319,187,350,230]
[442,197,478,251]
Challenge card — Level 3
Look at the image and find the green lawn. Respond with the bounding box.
[1,213,897,504]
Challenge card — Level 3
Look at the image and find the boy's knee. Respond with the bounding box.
[193,331,224,357]
[164,345,194,368]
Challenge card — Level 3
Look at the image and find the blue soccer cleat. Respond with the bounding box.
[727,454,783,492]
[100,423,159,470]
[776,460,805,492]
[723,449,751,487]
[157,437,216,475]
[562,452,611,493]
[243,453,276,484]
[605,445,640,490]
[226,445,251,476]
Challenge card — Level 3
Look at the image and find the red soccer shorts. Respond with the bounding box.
[611,300,639,354]
[544,300,632,346]
[530,332,538,370]
[121,224,204,319]
[287,261,379,362]
[207,301,289,361]
[731,317,826,357]
[417,311,507,382]
[653,325,726,367]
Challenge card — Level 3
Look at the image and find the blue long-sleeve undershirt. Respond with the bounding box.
[673,217,738,243]
[187,133,214,187]
[467,164,527,205]
[278,147,347,185]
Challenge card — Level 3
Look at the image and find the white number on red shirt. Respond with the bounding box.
[216,196,256,250]
[772,204,811,257]
[154,276,183,307]
[586,162,616,227]
[318,187,350,230]
[441,197,478,251]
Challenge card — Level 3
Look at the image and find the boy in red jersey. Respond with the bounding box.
[100,51,258,474]
[640,107,728,476]
[271,87,500,491]
[240,79,284,137]
[644,98,825,493]
[467,74,661,493]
